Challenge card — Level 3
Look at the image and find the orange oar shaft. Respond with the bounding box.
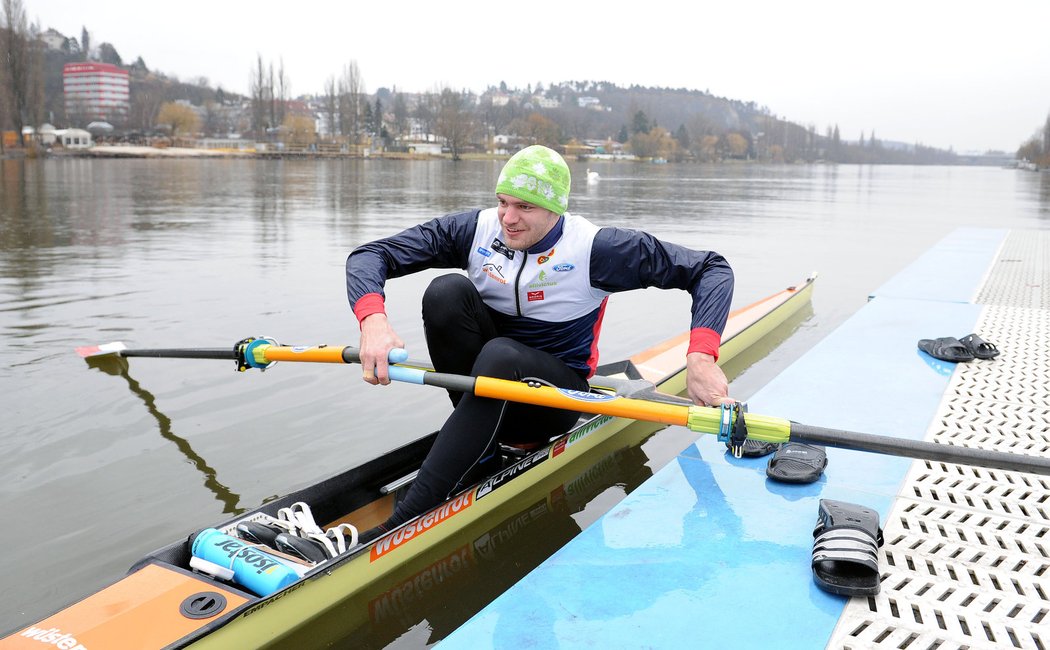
[474,376,689,426]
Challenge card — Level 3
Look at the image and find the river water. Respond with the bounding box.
[1,158,1047,644]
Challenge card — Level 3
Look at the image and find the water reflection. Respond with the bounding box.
[86,354,243,514]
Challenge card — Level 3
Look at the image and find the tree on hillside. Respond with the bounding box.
[274,58,288,127]
[435,87,474,160]
[282,113,315,146]
[723,132,748,158]
[631,110,650,134]
[156,101,199,139]
[1017,136,1040,163]
[127,82,165,132]
[98,42,121,66]
[629,126,676,160]
[1,0,43,147]
[338,60,364,142]
[249,54,269,136]
[80,26,89,60]
[322,76,337,139]
[1043,112,1050,164]
[391,91,409,141]
[371,98,383,138]
[674,124,689,157]
[414,91,437,141]
[507,112,560,146]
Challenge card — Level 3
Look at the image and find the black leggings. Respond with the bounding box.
[383,274,590,529]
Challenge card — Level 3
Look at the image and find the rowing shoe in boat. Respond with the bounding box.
[0,275,817,649]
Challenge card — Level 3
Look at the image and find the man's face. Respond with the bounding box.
[496,193,560,251]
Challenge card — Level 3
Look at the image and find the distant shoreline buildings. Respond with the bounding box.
[63,62,130,125]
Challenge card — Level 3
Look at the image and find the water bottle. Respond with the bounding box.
[191,528,300,596]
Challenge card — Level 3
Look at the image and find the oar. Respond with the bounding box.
[77,339,1050,477]
[75,338,418,371]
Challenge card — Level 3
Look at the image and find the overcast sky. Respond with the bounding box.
[25,0,1050,153]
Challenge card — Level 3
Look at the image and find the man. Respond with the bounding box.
[346,145,733,541]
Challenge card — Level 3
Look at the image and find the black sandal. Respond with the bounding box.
[766,443,827,483]
[812,499,884,596]
[917,336,974,362]
[959,333,999,359]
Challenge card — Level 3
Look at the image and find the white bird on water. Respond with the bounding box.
[586,169,601,184]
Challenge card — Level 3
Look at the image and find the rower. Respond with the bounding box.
[346,145,735,542]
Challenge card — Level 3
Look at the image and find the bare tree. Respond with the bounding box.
[128,84,164,132]
[323,76,338,139]
[414,90,437,141]
[267,62,275,130]
[275,58,288,126]
[338,60,363,142]
[435,87,474,160]
[1,0,37,146]
[156,101,200,139]
[391,89,409,141]
[249,54,268,136]
[1043,112,1050,164]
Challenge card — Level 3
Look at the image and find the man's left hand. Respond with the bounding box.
[686,352,733,407]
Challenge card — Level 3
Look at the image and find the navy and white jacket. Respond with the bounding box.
[346,208,733,378]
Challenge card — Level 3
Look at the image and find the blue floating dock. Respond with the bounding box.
[441,227,1050,648]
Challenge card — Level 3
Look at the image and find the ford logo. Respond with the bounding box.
[552,263,575,272]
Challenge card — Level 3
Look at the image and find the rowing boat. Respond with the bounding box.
[1,274,816,649]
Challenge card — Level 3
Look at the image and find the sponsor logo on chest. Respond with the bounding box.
[482,262,507,284]
[527,269,557,289]
[490,238,515,259]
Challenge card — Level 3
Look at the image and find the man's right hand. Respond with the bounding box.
[359,313,405,385]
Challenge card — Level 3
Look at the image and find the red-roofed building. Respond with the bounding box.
[63,62,129,125]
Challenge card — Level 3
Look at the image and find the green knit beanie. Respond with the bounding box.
[495,145,571,215]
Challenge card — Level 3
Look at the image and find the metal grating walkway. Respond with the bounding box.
[831,231,1050,650]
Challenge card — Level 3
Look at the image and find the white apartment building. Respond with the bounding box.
[63,62,130,125]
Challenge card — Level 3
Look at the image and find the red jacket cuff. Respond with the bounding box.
[687,327,721,361]
[353,293,386,325]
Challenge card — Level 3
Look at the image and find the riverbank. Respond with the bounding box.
[40,145,506,161]
[18,146,1024,167]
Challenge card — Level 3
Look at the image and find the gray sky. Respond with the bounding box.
[27,0,1050,153]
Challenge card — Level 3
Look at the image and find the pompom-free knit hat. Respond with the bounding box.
[495,145,571,215]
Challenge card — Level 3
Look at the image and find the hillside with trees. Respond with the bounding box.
[3,1,969,165]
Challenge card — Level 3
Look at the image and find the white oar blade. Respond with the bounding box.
[75,341,128,358]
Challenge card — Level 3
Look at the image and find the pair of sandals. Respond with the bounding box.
[236,502,359,564]
[917,332,999,363]
[723,444,884,595]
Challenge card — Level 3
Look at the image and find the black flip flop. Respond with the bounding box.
[812,499,884,596]
[959,333,999,359]
[766,443,827,483]
[917,336,974,362]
